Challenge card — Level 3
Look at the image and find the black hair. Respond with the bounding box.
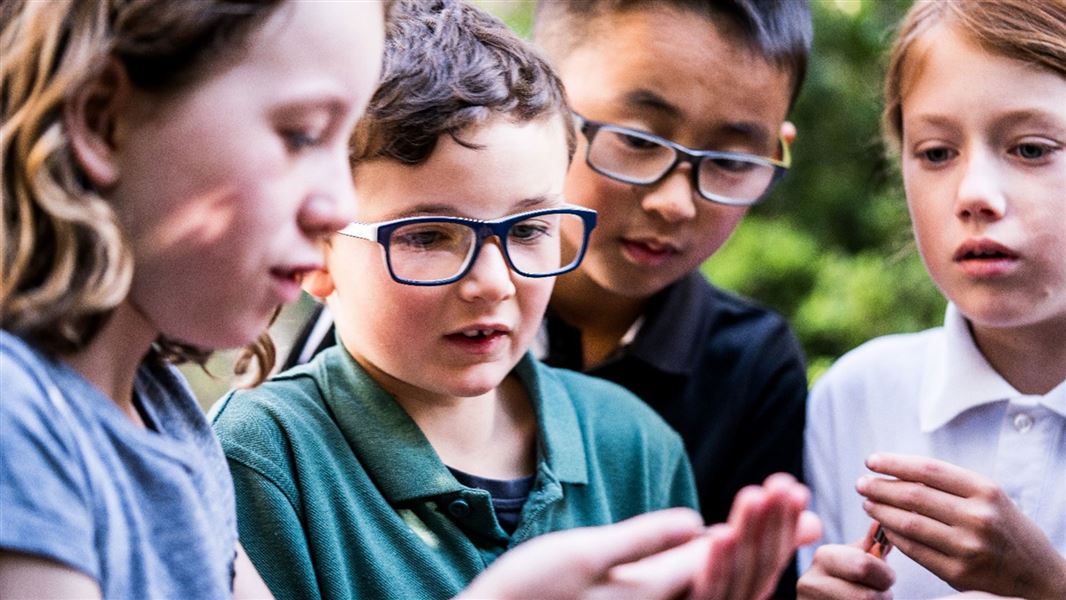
[534,0,812,106]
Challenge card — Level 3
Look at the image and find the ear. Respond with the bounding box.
[64,59,131,189]
[779,121,798,146]
[302,267,336,300]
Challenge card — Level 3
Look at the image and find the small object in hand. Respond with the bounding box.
[866,524,893,559]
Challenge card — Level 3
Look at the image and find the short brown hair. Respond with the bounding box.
[883,0,1066,150]
[352,0,574,167]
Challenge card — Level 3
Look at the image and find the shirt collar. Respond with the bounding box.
[535,272,709,375]
[919,303,1066,431]
[317,347,587,504]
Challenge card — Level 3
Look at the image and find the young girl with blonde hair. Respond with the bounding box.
[1,1,385,596]
[799,1,1066,598]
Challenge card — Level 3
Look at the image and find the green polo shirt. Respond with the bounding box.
[211,347,696,600]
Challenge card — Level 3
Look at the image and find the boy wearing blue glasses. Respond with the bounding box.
[210,3,700,598]
[533,0,812,594]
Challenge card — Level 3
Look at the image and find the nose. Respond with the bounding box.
[640,164,698,223]
[954,151,1006,223]
[457,238,516,303]
[298,152,359,239]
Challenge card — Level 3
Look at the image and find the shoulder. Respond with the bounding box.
[817,328,940,389]
[210,362,333,471]
[0,332,74,446]
[810,328,941,412]
[666,276,800,360]
[703,281,797,347]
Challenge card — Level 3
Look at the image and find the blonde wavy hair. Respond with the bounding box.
[883,0,1066,151]
[2,0,284,383]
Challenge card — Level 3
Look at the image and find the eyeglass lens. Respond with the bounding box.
[386,212,588,283]
[587,126,779,204]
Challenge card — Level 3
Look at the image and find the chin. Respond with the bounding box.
[441,367,511,398]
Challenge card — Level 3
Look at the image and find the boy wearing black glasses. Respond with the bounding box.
[533,0,812,595]
[210,3,705,598]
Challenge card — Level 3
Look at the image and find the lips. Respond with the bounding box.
[269,264,320,303]
[952,239,1020,278]
[443,324,512,355]
[620,237,680,266]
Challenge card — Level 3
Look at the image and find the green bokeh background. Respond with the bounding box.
[184,0,945,408]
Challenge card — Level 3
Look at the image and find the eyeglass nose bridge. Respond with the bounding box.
[654,144,705,195]
[454,221,516,280]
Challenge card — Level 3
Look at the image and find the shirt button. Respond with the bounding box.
[1012,412,1034,433]
[448,499,471,518]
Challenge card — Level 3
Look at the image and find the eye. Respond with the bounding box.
[282,129,322,152]
[706,157,758,174]
[509,219,552,244]
[391,224,468,252]
[621,133,660,150]
[918,147,957,164]
[1010,142,1057,161]
[603,128,661,152]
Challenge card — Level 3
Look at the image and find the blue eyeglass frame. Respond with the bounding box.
[337,205,598,286]
[573,113,792,207]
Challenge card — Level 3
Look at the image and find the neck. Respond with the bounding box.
[379,370,537,479]
[970,316,1066,395]
[550,268,649,368]
[63,301,158,426]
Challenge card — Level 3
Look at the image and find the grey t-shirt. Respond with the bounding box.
[0,331,237,599]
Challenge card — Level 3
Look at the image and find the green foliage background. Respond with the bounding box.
[186,0,947,406]
[480,0,947,384]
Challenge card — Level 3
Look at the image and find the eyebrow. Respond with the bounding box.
[906,113,962,133]
[623,89,772,149]
[624,89,682,120]
[992,109,1066,137]
[390,195,564,220]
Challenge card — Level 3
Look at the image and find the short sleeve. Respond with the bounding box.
[0,349,97,579]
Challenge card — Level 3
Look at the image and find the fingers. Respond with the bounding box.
[577,507,705,572]
[691,525,734,600]
[857,476,961,527]
[798,570,893,600]
[861,497,957,556]
[458,508,704,600]
[797,511,824,547]
[721,473,812,600]
[865,454,989,498]
[727,484,767,597]
[606,536,711,600]
[797,543,895,599]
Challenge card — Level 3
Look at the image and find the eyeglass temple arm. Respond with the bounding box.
[337,221,377,240]
[771,136,792,168]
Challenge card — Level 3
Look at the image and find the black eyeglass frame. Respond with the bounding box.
[573,113,792,207]
[337,206,598,286]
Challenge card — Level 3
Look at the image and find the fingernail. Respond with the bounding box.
[856,476,870,492]
[866,454,881,469]
[862,500,874,513]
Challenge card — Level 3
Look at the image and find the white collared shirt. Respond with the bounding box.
[799,304,1066,599]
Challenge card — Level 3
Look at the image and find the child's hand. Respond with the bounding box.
[858,453,1066,599]
[797,523,895,599]
[687,472,822,600]
[456,507,706,600]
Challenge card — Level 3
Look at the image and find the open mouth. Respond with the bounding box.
[953,242,1018,262]
[959,249,1014,261]
[457,328,498,339]
[621,238,679,265]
